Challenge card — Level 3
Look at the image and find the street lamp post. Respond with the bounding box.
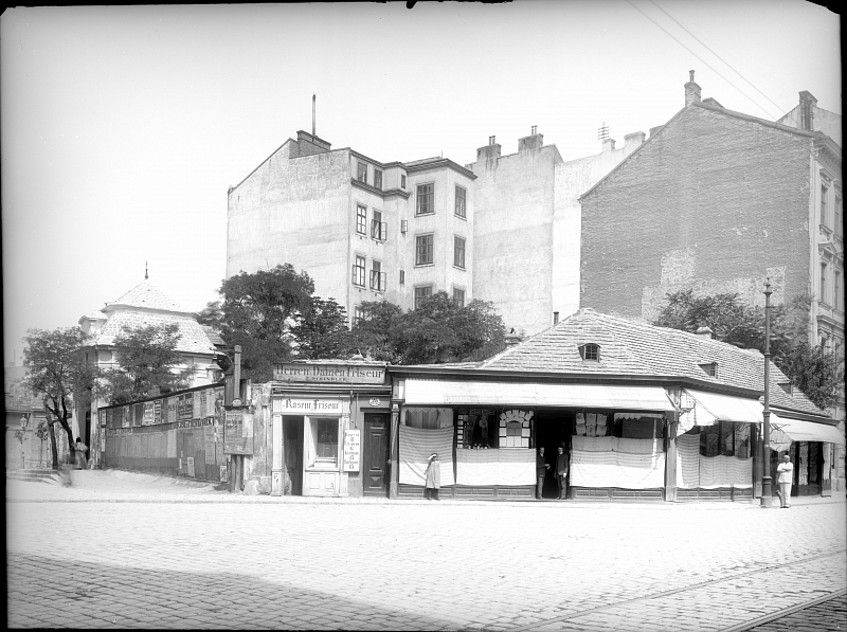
[761,279,774,507]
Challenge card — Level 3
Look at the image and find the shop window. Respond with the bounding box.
[311,417,338,465]
[615,414,661,439]
[575,412,608,437]
[699,424,720,457]
[498,409,533,448]
[719,421,734,456]
[402,407,452,429]
[733,423,751,458]
[458,408,498,448]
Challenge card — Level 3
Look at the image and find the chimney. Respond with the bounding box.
[695,326,713,339]
[624,131,645,150]
[476,135,501,163]
[518,126,543,152]
[296,130,331,156]
[649,125,664,138]
[602,138,616,153]
[504,328,523,347]
[799,91,817,131]
[684,69,701,106]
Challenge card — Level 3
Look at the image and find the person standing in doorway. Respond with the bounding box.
[776,453,794,508]
[536,446,550,499]
[424,452,441,500]
[555,445,569,499]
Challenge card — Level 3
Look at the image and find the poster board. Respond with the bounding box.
[223,408,254,455]
[343,429,361,472]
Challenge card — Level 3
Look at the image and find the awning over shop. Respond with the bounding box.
[683,389,765,425]
[402,379,675,411]
[770,417,846,447]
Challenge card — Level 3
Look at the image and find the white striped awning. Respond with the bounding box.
[403,379,675,411]
[683,389,765,425]
[770,417,845,447]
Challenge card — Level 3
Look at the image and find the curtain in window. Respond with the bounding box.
[402,407,452,429]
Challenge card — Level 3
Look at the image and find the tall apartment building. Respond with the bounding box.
[467,128,644,335]
[227,132,475,320]
[579,73,844,426]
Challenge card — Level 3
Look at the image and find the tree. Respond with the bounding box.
[349,301,405,362]
[203,264,315,381]
[100,323,190,405]
[23,327,96,469]
[349,293,506,365]
[654,290,843,409]
[293,297,352,360]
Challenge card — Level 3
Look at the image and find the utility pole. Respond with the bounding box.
[761,279,774,507]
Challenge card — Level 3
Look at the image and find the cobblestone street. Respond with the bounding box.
[6,473,847,630]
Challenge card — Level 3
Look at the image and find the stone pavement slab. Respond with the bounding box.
[6,485,847,630]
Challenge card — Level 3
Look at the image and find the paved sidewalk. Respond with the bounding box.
[7,469,847,507]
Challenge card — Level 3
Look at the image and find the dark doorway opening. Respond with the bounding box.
[283,416,304,496]
[534,409,573,498]
[363,413,390,497]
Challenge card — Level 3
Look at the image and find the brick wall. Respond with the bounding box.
[580,105,813,320]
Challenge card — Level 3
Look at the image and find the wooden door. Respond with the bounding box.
[363,413,389,496]
[283,416,303,496]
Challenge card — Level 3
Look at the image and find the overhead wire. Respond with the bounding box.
[624,0,785,120]
[649,0,785,116]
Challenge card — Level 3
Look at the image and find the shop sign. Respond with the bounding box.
[223,408,253,455]
[272,398,343,415]
[273,362,385,384]
[342,429,361,472]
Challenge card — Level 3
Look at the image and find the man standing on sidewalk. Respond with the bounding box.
[776,453,794,508]
[536,446,550,499]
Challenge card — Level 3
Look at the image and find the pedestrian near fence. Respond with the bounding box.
[776,453,793,508]
[74,437,88,470]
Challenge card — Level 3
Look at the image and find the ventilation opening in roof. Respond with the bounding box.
[699,362,718,377]
[579,343,600,361]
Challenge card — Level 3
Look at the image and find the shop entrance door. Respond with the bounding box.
[535,409,573,498]
[363,413,390,496]
[283,416,304,496]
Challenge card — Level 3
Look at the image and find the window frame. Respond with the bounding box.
[312,417,340,466]
[821,261,828,304]
[373,169,383,190]
[579,343,600,361]
[356,204,367,235]
[453,235,466,269]
[370,259,386,292]
[352,254,366,287]
[455,185,467,219]
[416,182,435,216]
[415,233,434,267]
[401,174,407,189]
[357,162,368,184]
[370,210,386,241]
[414,285,433,309]
[820,180,829,227]
[452,286,466,308]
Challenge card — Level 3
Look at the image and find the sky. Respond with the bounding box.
[1,1,841,364]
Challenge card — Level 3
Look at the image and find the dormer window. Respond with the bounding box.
[579,343,600,361]
[699,362,718,377]
[778,381,793,395]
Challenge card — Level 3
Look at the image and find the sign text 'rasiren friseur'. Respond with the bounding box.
[273,363,386,384]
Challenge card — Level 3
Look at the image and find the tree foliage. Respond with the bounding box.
[101,323,190,405]
[654,289,843,409]
[201,264,315,381]
[23,327,96,468]
[351,293,506,365]
[293,297,352,360]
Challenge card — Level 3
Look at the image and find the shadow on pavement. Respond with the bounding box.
[7,553,461,630]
